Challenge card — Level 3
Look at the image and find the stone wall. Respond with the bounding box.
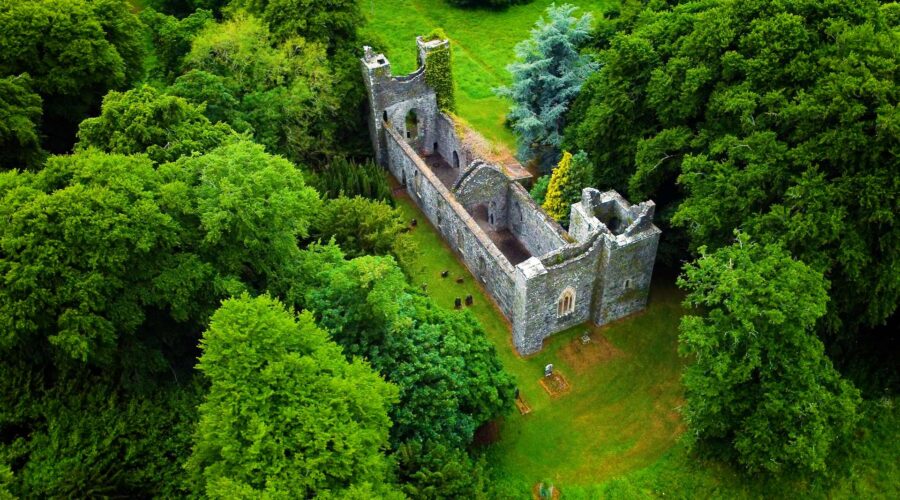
[594,232,659,325]
[512,233,605,354]
[507,185,568,257]
[363,41,661,357]
[385,126,517,316]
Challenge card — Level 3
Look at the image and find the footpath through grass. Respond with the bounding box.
[394,194,688,494]
[362,0,612,150]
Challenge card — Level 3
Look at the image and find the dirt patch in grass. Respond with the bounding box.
[539,372,571,398]
[473,419,502,446]
[559,333,624,374]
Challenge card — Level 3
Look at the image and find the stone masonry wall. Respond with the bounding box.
[385,126,517,316]
[507,185,568,257]
[363,42,661,357]
[594,232,660,325]
[512,233,604,355]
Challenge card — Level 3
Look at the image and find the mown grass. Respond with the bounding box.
[393,194,688,495]
[393,194,899,497]
[362,0,612,151]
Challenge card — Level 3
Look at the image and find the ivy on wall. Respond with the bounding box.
[423,29,456,112]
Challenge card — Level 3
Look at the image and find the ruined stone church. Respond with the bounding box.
[361,37,660,356]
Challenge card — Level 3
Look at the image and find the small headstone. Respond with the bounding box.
[581,332,591,344]
[410,218,418,227]
[465,295,473,305]
[544,364,553,377]
[441,270,449,278]
[456,277,464,284]
[454,297,462,309]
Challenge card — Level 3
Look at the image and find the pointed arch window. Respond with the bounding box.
[557,287,576,317]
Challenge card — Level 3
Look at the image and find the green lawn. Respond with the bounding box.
[393,194,688,494]
[393,194,900,498]
[362,0,612,150]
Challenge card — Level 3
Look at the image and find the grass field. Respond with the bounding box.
[393,193,900,498]
[393,193,689,494]
[362,0,612,150]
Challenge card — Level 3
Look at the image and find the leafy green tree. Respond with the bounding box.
[541,150,592,225]
[396,441,492,499]
[447,0,532,8]
[159,140,321,301]
[566,0,900,336]
[146,0,228,18]
[529,175,550,205]
[0,74,44,170]
[301,250,515,448]
[181,15,339,164]
[312,196,404,258]
[0,151,181,364]
[678,236,861,473]
[140,8,215,83]
[496,3,597,170]
[186,294,399,498]
[0,0,144,151]
[168,70,247,130]
[1,378,200,498]
[0,141,319,367]
[77,85,235,164]
[227,0,363,54]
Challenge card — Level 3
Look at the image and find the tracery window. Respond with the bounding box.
[557,287,575,317]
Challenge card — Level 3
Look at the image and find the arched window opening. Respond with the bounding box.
[453,150,460,168]
[433,142,439,151]
[624,279,631,289]
[557,288,575,317]
[405,109,418,140]
[382,110,388,123]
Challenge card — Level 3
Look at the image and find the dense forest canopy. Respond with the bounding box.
[0,0,896,496]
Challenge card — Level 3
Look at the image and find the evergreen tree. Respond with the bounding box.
[496,3,597,170]
[529,175,550,205]
[678,236,861,473]
[541,150,592,225]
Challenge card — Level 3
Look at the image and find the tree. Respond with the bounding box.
[529,175,550,205]
[0,141,320,367]
[140,8,215,84]
[396,441,492,499]
[186,294,399,498]
[227,0,363,54]
[678,236,860,473]
[0,0,144,151]
[159,140,321,300]
[566,0,900,337]
[301,250,515,448]
[541,150,593,225]
[496,3,597,170]
[1,377,200,498]
[181,15,340,164]
[312,196,404,258]
[0,151,181,364]
[0,75,44,170]
[77,85,235,164]
[446,0,532,8]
